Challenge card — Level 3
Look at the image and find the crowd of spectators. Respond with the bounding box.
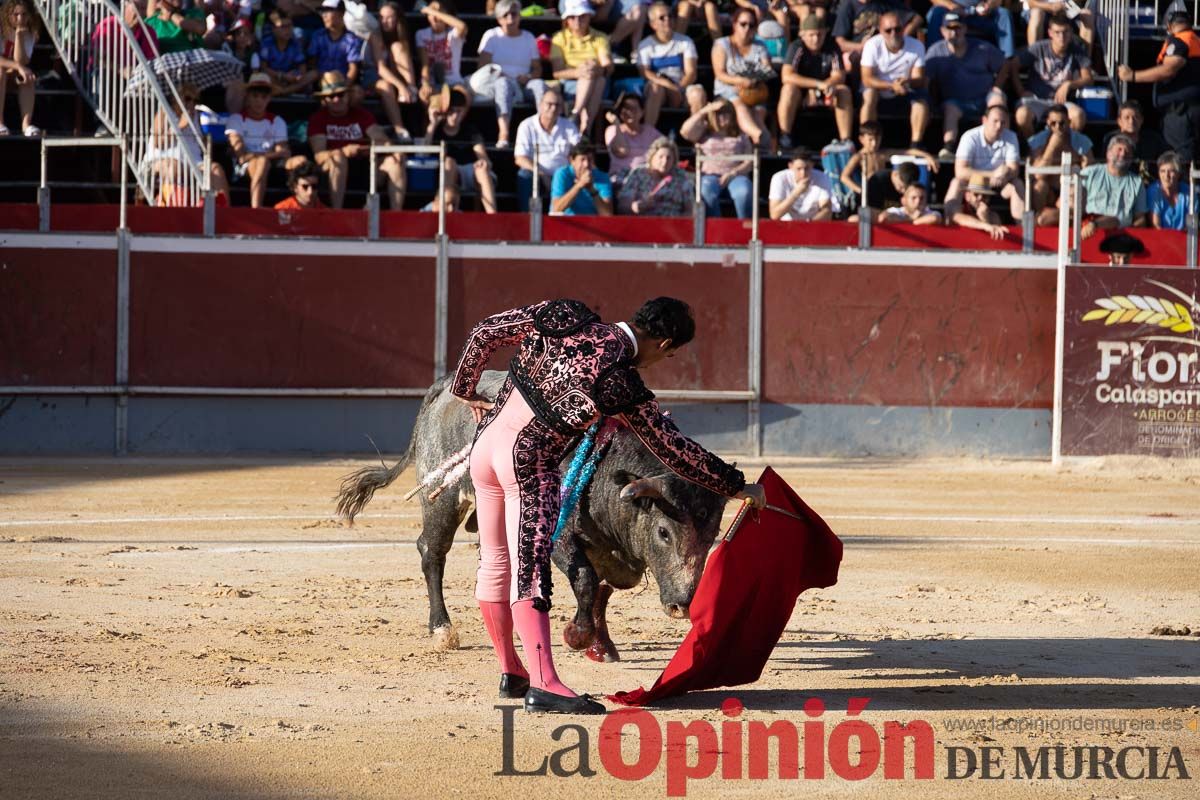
[1,0,1198,234]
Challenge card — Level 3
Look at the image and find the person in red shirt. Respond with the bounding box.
[307,70,405,209]
[274,161,326,210]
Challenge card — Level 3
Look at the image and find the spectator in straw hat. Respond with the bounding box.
[950,174,1008,240]
[308,70,405,209]
[226,72,310,208]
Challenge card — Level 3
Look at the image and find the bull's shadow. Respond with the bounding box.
[613,635,1200,712]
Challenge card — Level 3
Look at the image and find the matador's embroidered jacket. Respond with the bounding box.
[451,298,746,499]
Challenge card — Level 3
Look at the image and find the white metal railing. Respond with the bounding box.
[32,0,206,206]
[39,136,127,229]
[1092,0,1131,99]
[1189,165,1198,268]
[369,142,445,239]
[693,151,761,242]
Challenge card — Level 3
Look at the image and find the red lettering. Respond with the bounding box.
[599,709,661,782]
[883,720,935,779]
[665,720,719,796]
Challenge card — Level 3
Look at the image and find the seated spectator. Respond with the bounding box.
[778,15,853,149]
[951,175,1009,239]
[1148,151,1189,232]
[550,141,613,216]
[617,136,694,216]
[416,0,469,106]
[926,13,1007,159]
[1102,100,1168,180]
[514,88,581,211]
[308,0,363,90]
[307,70,404,209]
[859,10,929,151]
[144,0,204,53]
[604,92,660,187]
[1028,103,1092,224]
[150,83,230,205]
[275,161,326,210]
[361,2,416,142]
[472,0,545,149]
[550,0,613,137]
[1076,135,1149,239]
[426,88,497,214]
[637,2,699,128]
[833,0,919,67]
[878,181,941,225]
[1023,0,1095,54]
[1014,13,1092,138]
[926,0,1015,58]
[710,7,774,148]
[260,10,314,96]
[225,73,309,208]
[1,0,39,136]
[682,99,754,219]
[944,104,1024,223]
[673,0,721,42]
[594,0,649,62]
[769,150,833,221]
[789,0,834,30]
[1116,11,1200,167]
[839,121,935,214]
[222,18,261,114]
[276,0,324,36]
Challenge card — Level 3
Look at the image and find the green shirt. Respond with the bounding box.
[144,9,205,54]
[1081,163,1148,226]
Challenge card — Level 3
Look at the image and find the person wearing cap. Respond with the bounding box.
[878,181,942,225]
[1069,135,1148,239]
[951,175,1009,240]
[944,103,1023,223]
[636,2,698,128]
[860,9,930,152]
[275,160,326,210]
[225,73,310,208]
[308,70,405,210]
[307,0,364,89]
[1028,103,1092,224]
[925,12,1008,159]
[1013,12,1092,138]
[144,0,205,53]
[550,0,613,137]
[514,88,581,211]
[1117,10,1200,166]
[221,17,262,114]
[778,14,853,150]
[416,0,469,105]
[768,150,833,221]
[1098,232,1146,266]
[550,141,613,216]
[925,0,1015,58]
[426,88,498,214]
[260,9,315,96]
[474,0,546,149]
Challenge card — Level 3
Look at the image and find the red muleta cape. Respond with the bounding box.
[609,467,843,706]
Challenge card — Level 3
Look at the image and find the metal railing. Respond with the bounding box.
[368,142,446,239]
[1188,164,1199,268]
[39,136,127,230]
[1092,0,1131,98]
[32,0,206,206]
[692,151,762,243]
[1024,155,1082,254]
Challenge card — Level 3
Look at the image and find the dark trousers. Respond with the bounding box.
[1161,101,1200,165]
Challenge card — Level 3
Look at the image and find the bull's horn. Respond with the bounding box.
[619,477,666,501]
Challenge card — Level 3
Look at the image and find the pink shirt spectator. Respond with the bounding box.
[697,133,750,176]
[90,13,159,69]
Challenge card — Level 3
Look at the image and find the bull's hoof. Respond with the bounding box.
[563,622,595,651]
[585,639,620,663]
[430,624,460,652]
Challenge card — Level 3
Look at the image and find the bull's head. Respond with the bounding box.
[614,470,727,619]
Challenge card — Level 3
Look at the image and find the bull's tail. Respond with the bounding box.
[335,442,414,525]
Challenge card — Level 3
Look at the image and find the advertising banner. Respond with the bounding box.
[1063,266,1200,456]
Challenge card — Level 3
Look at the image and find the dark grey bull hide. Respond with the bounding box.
[336,370,728,662]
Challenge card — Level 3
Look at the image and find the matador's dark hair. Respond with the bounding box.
[633,297,695,347]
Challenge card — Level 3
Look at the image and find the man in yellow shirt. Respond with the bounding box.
[550,0,613,136]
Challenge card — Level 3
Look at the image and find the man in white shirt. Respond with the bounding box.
[225,72,309,208]
[878,182,942,224]
[860,10,929,150]
[636,2,698,127]
[514,88,581,211]
[944,102,1024,221]
[768,152,833,222]
[474,0,546,147]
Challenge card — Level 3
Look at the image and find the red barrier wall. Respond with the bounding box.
[762,262,1057,408]
[0,248,117,385]
[447,257,750,391]
[129,252,437,387]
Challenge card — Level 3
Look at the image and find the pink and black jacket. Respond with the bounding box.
[451,298,746,499]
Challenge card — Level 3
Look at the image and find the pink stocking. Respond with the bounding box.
[511,599,575,697]
[478,600,527,677]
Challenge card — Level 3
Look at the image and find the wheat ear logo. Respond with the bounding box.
[1081,279,1198,347]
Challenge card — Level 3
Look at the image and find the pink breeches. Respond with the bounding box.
[472,389,537,606]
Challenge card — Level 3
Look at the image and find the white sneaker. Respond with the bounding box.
[23,125,42,137]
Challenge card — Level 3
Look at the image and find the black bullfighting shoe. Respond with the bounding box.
[523,687,606,715]
[498,673,530,699]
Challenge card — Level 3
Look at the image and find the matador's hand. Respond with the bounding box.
[458,394,494,423]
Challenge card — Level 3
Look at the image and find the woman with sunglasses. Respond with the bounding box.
[710,6,772,148]
[472,0,546,148]
[149,83,231,206]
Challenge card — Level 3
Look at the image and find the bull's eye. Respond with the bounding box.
[696,508,708,520]
[657,527,670,543]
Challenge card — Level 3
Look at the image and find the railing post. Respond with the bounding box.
[1188,168,1198,269]
[693,156,704,245]
[1022,162,1034,252]
[38,137,49,232]
[529,142,542,242]
[368,142,380,240]
[437,140,447,238]
[1067,152,1080,263]
[1051,151,1072,467]
[858,176,871,248]
[750,152,760,243]
[115,224,130,456]
[747,237,763,458]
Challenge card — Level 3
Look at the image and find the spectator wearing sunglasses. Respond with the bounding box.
[276,161,326,209]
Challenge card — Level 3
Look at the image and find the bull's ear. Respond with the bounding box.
[619,477,666,502]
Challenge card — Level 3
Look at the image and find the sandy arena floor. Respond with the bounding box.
[1,456,1199,799]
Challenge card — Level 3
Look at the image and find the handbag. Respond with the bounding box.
[738,81,769,106]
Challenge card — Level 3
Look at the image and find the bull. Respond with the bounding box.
[335,370,728,662]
